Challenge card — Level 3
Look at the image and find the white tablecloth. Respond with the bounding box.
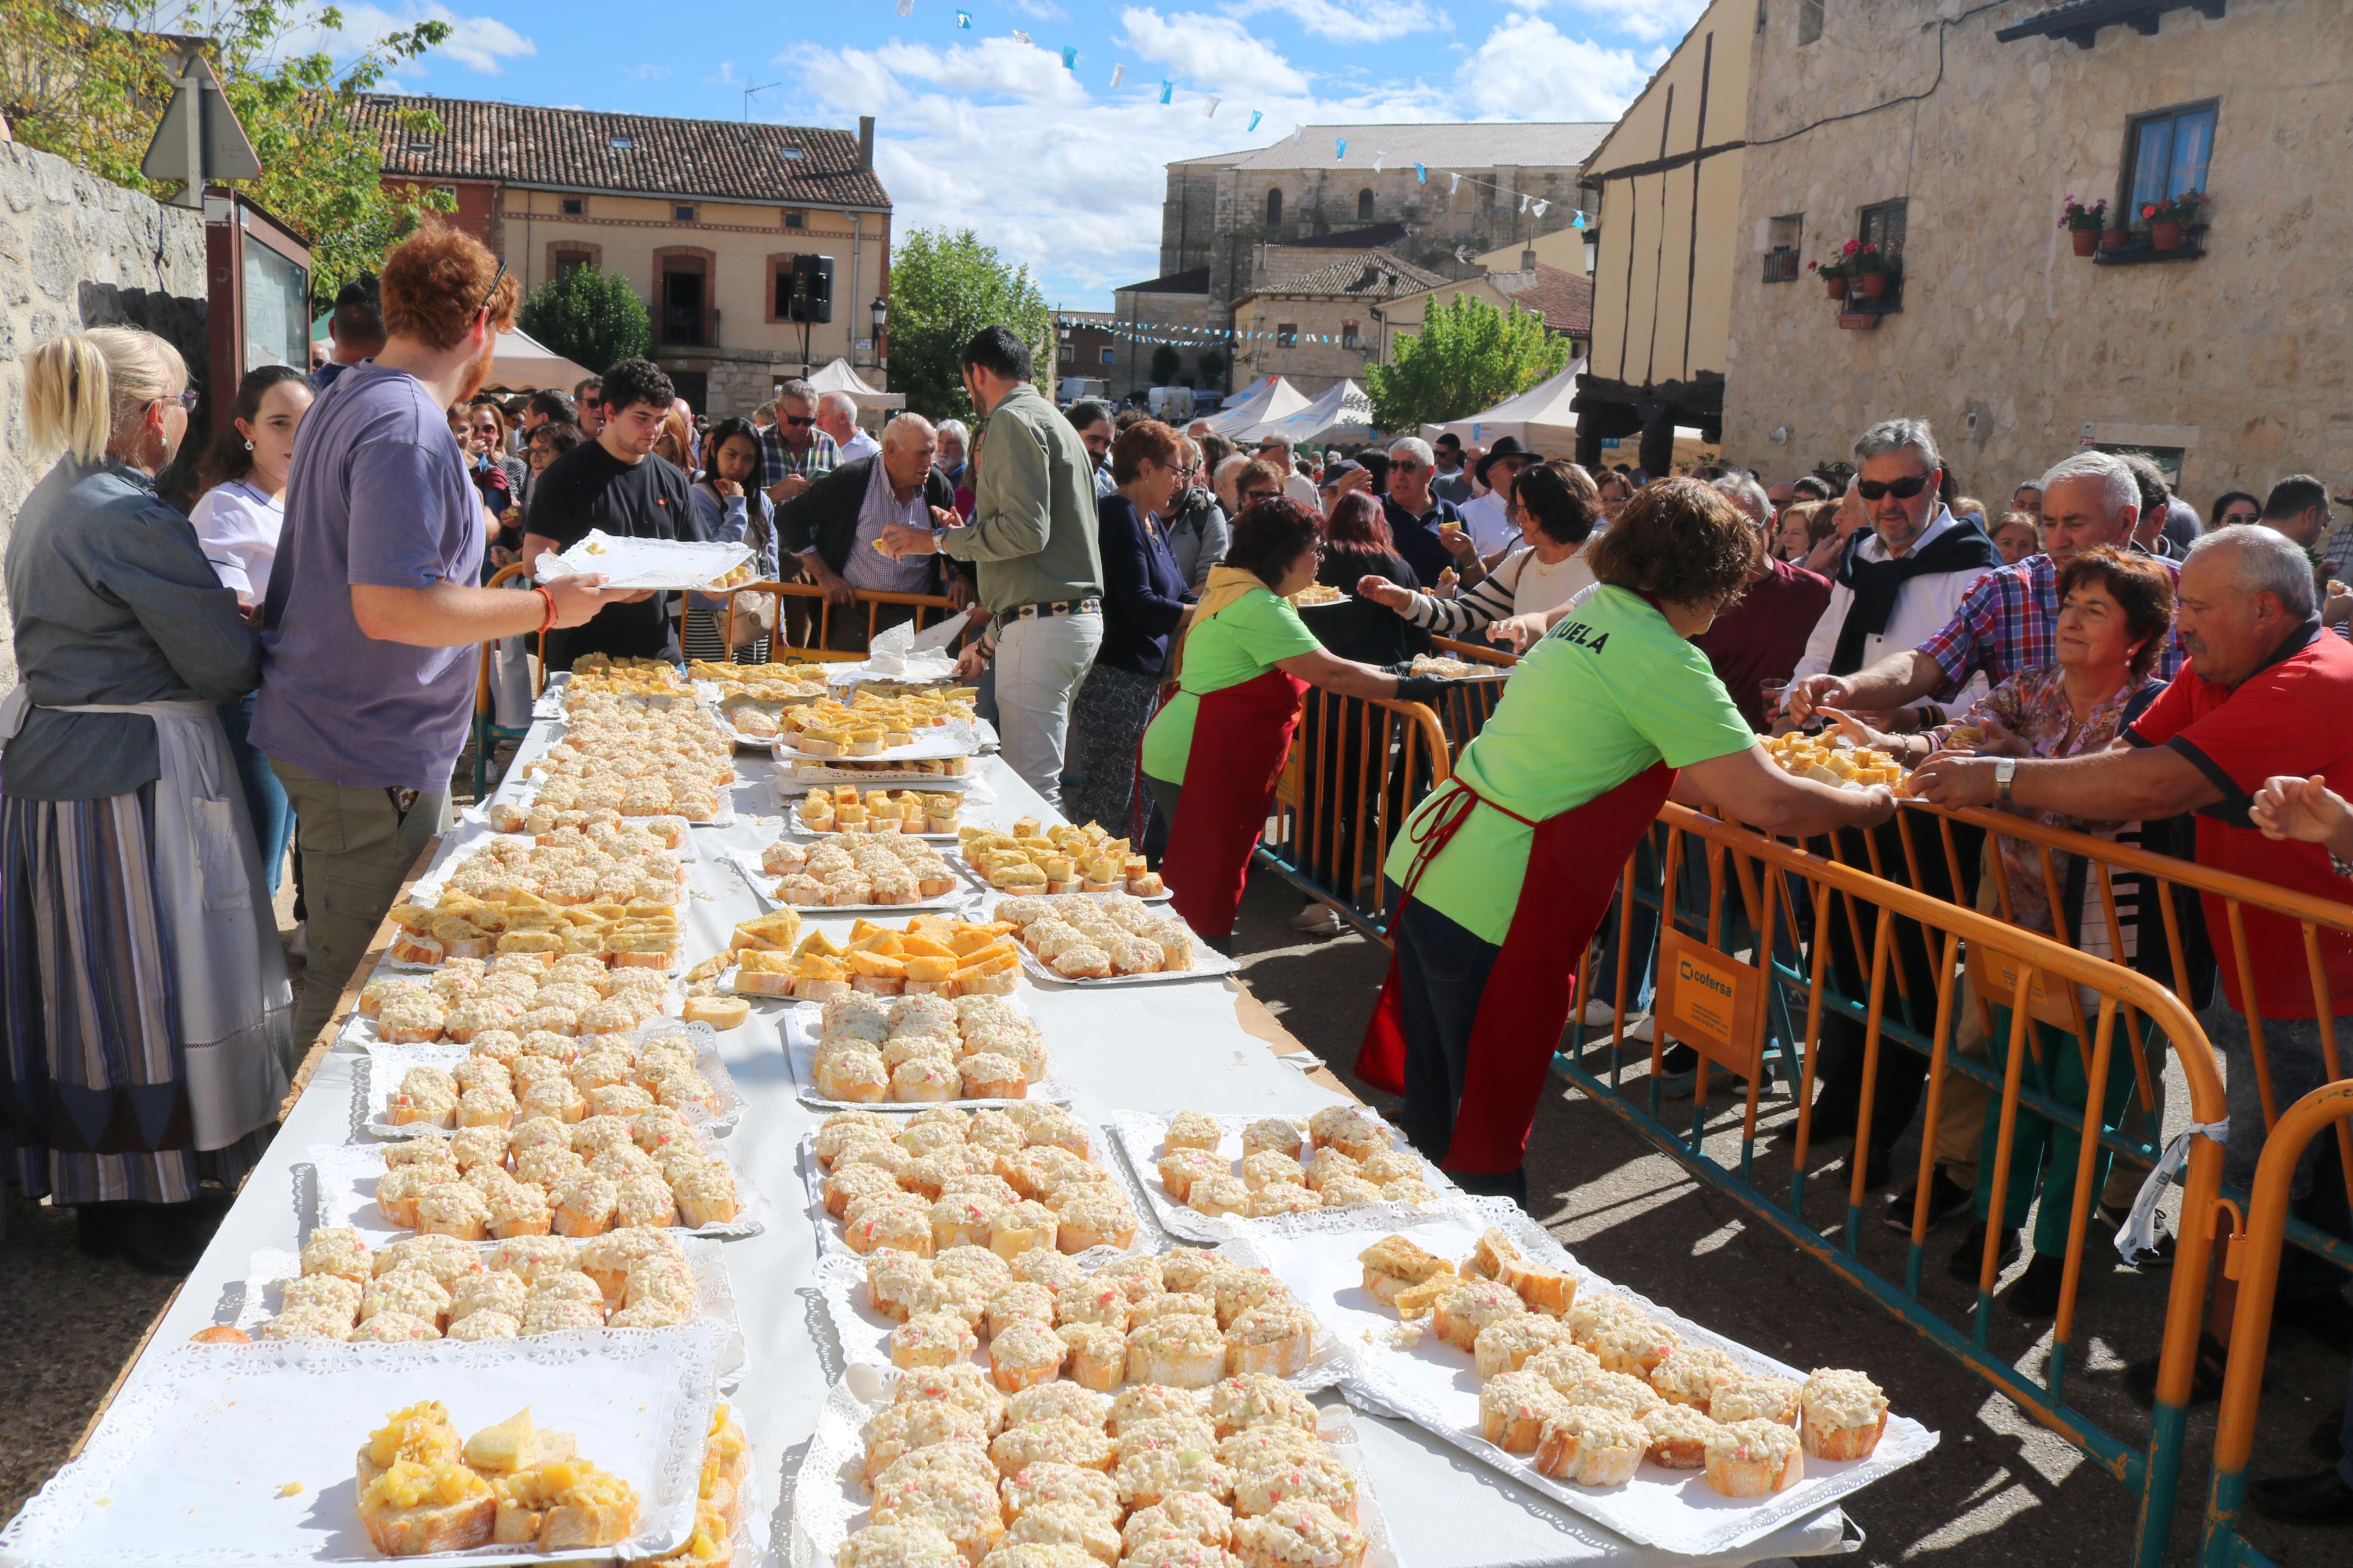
[88,713,1853,1568]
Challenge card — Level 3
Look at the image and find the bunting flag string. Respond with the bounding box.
[1203,96,1220,118]
[1159,79,1173,104]
[895,0,913,16]
[1110,63,1124,87]
[1247,110,1262,132]
[1061,45,1077,70]
[1010,29,1031,44]
[954,9,970,25]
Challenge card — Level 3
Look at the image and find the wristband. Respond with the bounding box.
[534,585,558,634]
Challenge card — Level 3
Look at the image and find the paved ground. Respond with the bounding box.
[5,824,2345,1565]
[1223,866,2351,1567]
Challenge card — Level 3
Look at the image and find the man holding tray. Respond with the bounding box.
[521,357,702,671]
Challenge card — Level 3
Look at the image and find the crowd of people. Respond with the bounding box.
[6,218,2353,1523]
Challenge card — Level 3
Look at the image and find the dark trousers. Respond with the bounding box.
[1388,880,1525,1206]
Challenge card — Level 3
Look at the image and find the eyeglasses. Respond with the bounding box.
[154,389,201,411]
[474,260,508,321]
[2220,510,2260,525]
[780,414,816,428]
[1856,474,1932,502]
[1390,460,1422,472]
[1238,488,1279,504]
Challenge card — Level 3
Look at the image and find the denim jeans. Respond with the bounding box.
[217,691,289,898]
[1387,880,1524,1206]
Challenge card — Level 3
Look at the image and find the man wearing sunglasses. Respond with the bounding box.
[1788,418,2004,724]
[760,379,837,509]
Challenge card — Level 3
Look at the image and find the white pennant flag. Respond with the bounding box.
[1204,95,1220,117]
[1371,153,1382,173]
[1448,172,1460,195]
[1110,63,1124,87]
[1012,29,1031,44]
[1532,200,1548,218]
[1518,193,1529,214]
[895,0,913,14]
[1293,125,1305,144]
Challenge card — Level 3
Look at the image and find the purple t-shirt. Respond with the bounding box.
[252,362,485,791]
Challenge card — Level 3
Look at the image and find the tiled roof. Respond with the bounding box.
[1176,122,1612,173]
[1116,266,1211,295]
[1493,265,1593,336]
[1248,252,1449,301]
[350,94,890,208]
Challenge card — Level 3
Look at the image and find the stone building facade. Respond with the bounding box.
[0,138,210,691]
[352,96,892,419]
[1108,267,1218,399]
[1720,0,2351,509]
[1230,253,1446,399]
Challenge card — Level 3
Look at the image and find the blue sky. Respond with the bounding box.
[289,2,1702,308]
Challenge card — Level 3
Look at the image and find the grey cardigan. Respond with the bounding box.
[3,458,259,801]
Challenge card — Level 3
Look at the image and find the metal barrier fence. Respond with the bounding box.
[1563,803,2232,1568]
[2201,1079,2353,1566]
[1252,692,1452,937]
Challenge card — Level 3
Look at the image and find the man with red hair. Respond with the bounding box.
[255,223,622,1048]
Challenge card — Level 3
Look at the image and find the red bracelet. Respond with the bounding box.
[534,586,558,634]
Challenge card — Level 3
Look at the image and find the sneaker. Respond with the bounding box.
[1625,1015,1655,1044]
[1578,1000,1620,1028]
[1946,1222,2020,1283]
[1883,1168,1974,1234]
[1290,902,1343,935]
[2004,1252,2067,1318]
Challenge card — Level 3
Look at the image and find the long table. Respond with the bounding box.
[49,706,1854,1568]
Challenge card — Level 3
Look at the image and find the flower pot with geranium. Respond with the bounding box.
[2060,195,2107,257]
[1844,239,1896,298]
[2141,190,2206,251]
[1809,254,1850,299]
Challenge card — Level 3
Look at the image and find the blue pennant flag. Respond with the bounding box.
[1414,163,1426,184]
[956,9,971,26]
[1062,45,1077,70]
[1571,210,1587,229]
[1159,79,1173,104]
[1334,137,1346,161]
[1247,110,1262,132]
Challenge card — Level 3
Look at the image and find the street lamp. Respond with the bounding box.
[870,296,888,367]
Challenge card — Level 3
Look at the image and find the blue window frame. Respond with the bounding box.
[2126,103,2216,217]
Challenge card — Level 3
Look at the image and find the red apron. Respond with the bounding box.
[1356,762,1674,1174]
[1157,667,1309,940]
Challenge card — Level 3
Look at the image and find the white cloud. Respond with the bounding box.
[273,3,537,76]
[1454,14,1651,120]
[1006,0,1068,16]
[780,37,1094,109]
[1532,0,1706,45]
[1117,8,1308,97]
[784,40,1453,304]
[1223,0,1440,44]
[633,63,670,81]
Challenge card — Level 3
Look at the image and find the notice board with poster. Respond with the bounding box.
[1653,929,1765,1079]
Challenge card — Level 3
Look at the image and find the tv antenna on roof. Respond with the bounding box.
[743,83,782,121]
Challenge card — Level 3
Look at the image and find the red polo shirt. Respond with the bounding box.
[1693,557,1833,732]
[2126,624,2353,1017]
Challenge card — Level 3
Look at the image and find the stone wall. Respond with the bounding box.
[0,138,211,690]
[1720,0,2352,510]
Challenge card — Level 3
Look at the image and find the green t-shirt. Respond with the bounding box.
[1383,585,1755,944]
[1140,586,1322,784]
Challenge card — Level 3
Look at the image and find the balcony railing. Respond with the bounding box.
[1761,250,1801,284]
[659,305,720,349]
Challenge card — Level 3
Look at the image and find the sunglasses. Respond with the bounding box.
[474,259,507,321]
[1857,474,1932,502]
[780,414,816,428]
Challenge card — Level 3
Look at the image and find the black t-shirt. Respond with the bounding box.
[1300,547,1429,667]
[527,438,701,667]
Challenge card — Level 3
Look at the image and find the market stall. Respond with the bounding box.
[0,669,1919,1568]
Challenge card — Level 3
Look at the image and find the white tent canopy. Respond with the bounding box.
[482,326,594,393]
[1202,375,1309,435]
[804,357,906,410]
[1428,356,1712,466]
[1235,379,1375,447]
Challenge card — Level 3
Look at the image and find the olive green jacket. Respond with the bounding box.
[942,382,1103,614]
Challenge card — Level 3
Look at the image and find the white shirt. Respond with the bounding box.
[1793,508,1994,712]
[1457,490,1515,554]
[1510,547,1597,616]
[188,478,285,603]
[1283,473,1320,511]
[836,428,881,464]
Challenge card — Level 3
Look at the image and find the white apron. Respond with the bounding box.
[0,689,296,1150]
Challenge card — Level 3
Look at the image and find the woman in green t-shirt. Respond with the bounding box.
[1357,478,1899,1203]
[1141,497,1446,943]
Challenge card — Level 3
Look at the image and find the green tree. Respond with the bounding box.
[887,227,1052,422]
[1149,344,1182,385]
[1365,294,1568,433]
[1196,347,1226,387]
[1,2,456,307]
[519,266,651,376]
